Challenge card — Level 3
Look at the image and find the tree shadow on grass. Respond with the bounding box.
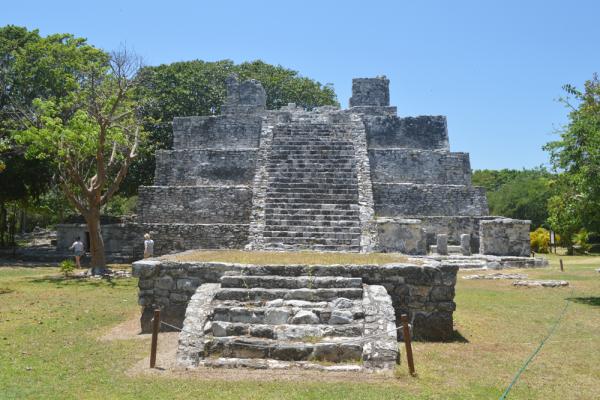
[567,297,600,307]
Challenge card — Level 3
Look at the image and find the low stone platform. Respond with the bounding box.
[422,254,548,270]
[176,274,398,371]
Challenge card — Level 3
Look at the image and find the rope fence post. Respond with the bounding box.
[150,309,160,368]
[401,314,416,376]
[559,258,564,272]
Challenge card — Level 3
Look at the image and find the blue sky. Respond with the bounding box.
[2,0,599,169]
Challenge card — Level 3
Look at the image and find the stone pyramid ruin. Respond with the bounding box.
[58,74,531,259]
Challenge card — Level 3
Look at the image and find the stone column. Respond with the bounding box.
[436,234,448,255]
[460,234,471,256]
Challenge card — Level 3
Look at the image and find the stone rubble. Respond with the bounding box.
[463,273,528,280]
[513,280,569,288]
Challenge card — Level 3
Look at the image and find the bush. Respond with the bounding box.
[530,227,560,253]
[59,259,76,277]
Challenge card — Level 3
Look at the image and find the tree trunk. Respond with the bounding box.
[84,209,106,274]
[0,202,6,247]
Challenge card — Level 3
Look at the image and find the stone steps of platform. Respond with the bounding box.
[270,150,356,155]
[267,189,359,196]
[268,178,359,185]
[204,336,363,363]
[221,275,363,289]
[210,321,364,340]
[266,168,356,174]
[214,287,363,302]
[212,304,364,325]
[265,198,357,206]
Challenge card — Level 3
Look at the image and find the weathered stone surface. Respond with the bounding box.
[329,310,354,325]
[436,234,448,255]
[349,77,390,107]
[460,233,471,256]
[513,280,569,288]
[463,273,528,280]
[375,218,426,254]
[480,218,531,257]
[290,310,320,324]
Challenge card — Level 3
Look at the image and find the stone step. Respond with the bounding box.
[214,288,363,302]
[210,322,364,340]
[265,208,359,217]
[265,198,357,205]
[267,183,357,190]
[269,150,356,156]
[264,203,359,210]
[264,219,360,227]
[269,176,358,182]
[264,237,361,246]
[198,358,363,372]
[204,337,363,363]
[267,188,359,195]
[264,225,362,234]
[263,231,360,240]
[263,243,362,252]
[264,194,358,202]
[221,275,363,289]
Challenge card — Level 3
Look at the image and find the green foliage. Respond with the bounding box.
[121,59,338,194]
[472,168,553,228]
[59,259,76,276]
[103,195,137,216]
[544,74,600,238]
[573,229,591,253]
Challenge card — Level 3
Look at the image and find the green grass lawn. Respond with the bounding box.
[0,255,598,399]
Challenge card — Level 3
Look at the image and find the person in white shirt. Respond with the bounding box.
[69,237,84,268]
[144,233,154,258]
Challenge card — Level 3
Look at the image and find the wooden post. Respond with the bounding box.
[401,314,416,376]
[150,309,160,368]
[559,259,564,272]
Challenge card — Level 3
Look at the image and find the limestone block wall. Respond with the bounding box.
[365,115,449,150]
[373,183,489,217]
[375,218,426,254]
[172,115,262,150]
[480,218,531,257]
[133,260,459,341]
[137,186,252,224]
[154,149,258,186]
[349,77,390,107]
[368,149,471,185]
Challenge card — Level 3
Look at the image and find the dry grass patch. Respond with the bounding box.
[160,249,416,265]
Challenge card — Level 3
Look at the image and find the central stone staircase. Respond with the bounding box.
[177,266,399,371]
[262,119,362,251]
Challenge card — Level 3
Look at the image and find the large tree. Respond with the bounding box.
[14,39,143,271]
[544,74,600,245]
[121,59,338,194]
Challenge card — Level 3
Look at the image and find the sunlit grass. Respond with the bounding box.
[0,255,598,399]
[160,249,416,265]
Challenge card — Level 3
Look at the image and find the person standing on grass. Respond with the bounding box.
[69,236,84,268]
[144,233,154,258]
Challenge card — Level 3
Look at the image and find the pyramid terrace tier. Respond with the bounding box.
[137,186,252,224]
[373,183,489,217]
[369,149,472,185]
[172,115,262,150]
[364,115,449,150]
[154,149,258,186]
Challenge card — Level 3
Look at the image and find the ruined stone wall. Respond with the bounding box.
[373,183,489,217]
[364,115,449,150]
[133,260,458,341]
[375,218,426,254]
[369,149,471,185]
[154,149,257,186]
[172,115,263,150]
[137,186,252,224]
[349,77,390,107]
[480,218,531,257]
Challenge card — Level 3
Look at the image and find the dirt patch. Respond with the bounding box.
[100,314,147,341]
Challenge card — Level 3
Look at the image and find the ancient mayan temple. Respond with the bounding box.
[57,74,531,259]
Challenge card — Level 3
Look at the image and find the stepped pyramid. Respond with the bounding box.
[130,74,530,257]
